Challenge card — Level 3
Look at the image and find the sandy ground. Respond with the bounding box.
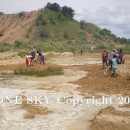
[0,51,130,130]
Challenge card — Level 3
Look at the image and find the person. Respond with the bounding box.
[25,55,32,67]
[119,49,123,64]
[90,45,94,53]
[111,54,118,77]
[30,47,36,63]
[33,46,37,54]
[116,49,120,64]
[37,50,45,64]
[102,49,108,69]
[116,49,120,55]
[81,48,83,55]
[109,49,116,69]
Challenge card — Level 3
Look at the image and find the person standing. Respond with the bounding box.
[102,49,108,69]
[90,45,94,53]
[109,49,116,69]
[30,47,36,63]
[111,55,118,77]
[119,49,123,64]
[81,48,83,55]
[37,50,45,64]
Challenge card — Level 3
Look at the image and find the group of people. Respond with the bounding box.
[102,48,124,77]
[25,47,45,67]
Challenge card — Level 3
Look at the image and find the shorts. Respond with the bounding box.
[112,68,118,74]
[102,59,107,62]
[40,56,44,64]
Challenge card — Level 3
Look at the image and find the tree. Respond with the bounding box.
[46,2,61,11]
[62,6,75,18]
[102,28,111,35]
[99,30,105,35]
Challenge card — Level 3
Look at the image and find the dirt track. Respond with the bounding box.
[0,51,130,130]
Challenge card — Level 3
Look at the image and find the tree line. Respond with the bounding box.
[45,2,75,18]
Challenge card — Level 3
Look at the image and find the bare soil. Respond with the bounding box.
[0,51,130,130]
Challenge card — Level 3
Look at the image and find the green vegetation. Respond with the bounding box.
[1,2,130,55]
[38,29,49,38]
[35,14,47,26]
[18,51,30,58]
[14,66,64,77]
[33,2,78,41]
[0,43,12,52]
[99,28,130,44]
[33,8,86,43]
[22,2,130,53]
[62,6,75,18]
[45,2,61,11]
[14,40,30,49]
[0,31,4,37]
[45,2,74,18]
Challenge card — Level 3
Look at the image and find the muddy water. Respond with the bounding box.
[67,94,130,130]
[0,69,88,130]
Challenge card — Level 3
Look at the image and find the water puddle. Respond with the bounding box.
[0,69,88,130]
[67,94,130,130]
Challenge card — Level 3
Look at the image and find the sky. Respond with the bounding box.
[1,0,130,39]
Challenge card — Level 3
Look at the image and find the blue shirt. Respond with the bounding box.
[111,58,118,69]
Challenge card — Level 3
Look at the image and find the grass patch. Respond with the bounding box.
[18,51,30,58]
[0,43,12,52]
[14,66,64,77]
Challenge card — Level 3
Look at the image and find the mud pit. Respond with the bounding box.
[0,52,130,130]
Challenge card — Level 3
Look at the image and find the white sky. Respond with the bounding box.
[0,0,130,39]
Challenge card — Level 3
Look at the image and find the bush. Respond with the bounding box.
[46,2,61,11]
[80,20,86,30]
[0,43,11,52]
[18,51,30,58]
[35,14,46,26]
[38,29,49,38]
[64,32,69,39]
[96,45,107,51]
[0,31,4,37]
[14,41,23,48]
[14,66,64,77]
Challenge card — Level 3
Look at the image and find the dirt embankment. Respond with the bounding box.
[90,106,130,130]
[71,54,130,95]
[0,9,43,44]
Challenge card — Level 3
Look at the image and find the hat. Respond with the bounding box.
[113,49,115,51]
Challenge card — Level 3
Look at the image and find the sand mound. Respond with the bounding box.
[90,106,130,130]
[44,52,60,58]
[60,52,73,56]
